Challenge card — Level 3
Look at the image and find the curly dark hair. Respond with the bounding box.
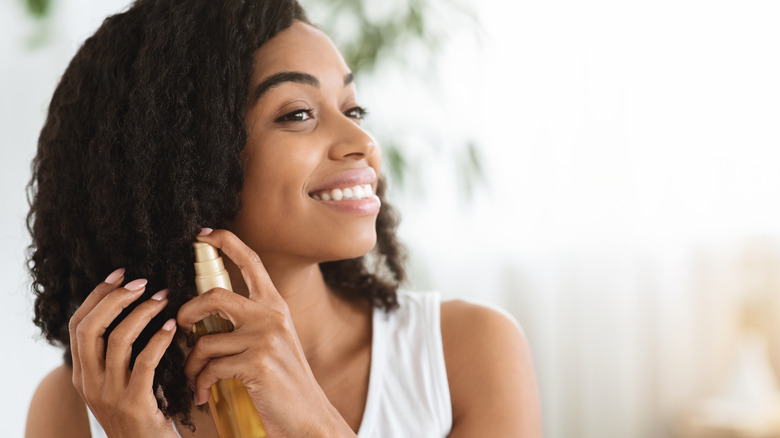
[25,0,405,426]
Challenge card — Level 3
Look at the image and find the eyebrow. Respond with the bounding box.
[251,71,355,102]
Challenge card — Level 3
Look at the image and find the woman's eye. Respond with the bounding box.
[345,106,369,120]
[276,109,313,123]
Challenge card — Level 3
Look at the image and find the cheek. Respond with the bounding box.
[239,166,303,226]
[233,138,319,238]
[242,136,320,201]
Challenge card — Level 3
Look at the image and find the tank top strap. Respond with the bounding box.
[87,406,183,437]
[358,290,453,437]
[86,408,108,438]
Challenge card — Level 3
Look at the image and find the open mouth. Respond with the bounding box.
[310,184,375,201]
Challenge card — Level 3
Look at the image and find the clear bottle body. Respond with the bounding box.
[193,315,267,438]
[192,242,267,438]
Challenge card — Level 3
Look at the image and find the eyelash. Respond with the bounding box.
[276,106,369,123]
[345,106,369,120]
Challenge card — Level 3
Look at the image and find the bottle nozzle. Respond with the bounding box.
[194,242,220,262]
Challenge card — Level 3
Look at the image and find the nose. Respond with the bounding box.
[327,113,378,161]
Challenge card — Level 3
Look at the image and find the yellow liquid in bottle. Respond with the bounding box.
[194,315,267,438]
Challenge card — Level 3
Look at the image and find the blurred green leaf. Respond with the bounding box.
[459,139,486,200]
[383,143,408,190]
[24,0,51,18]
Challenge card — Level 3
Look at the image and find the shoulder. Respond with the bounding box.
[440,299,542,437]
[26,364,90,438]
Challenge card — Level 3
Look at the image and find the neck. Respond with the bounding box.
[221,253,369,366]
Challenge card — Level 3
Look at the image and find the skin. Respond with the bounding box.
[26,21,542,438]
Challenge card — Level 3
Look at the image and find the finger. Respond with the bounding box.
[71,268,127,327]
[76,279,148,375]
[184,331,248,384]
[127,318,177,398]
[195,228,275,301]
[105,289,170,383]
[192,355,247,406]
[69,268,126,387]
[176,287,251,332]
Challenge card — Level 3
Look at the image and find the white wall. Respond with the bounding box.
[394,1,780,437]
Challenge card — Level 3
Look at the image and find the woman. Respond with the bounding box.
[25,0,541,436]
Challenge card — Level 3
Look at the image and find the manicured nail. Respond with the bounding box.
[150,289,169,301]
[105,268,125,284]
[198,227,213,236]
[162,318,176,331]
[125,278,148,291]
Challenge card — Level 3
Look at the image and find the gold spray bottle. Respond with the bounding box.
[193,242,267,438]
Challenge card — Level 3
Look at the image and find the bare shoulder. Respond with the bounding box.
[26,364,90,438]
[440,299,542,438]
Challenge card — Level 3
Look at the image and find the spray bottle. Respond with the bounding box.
[193,241,267,438]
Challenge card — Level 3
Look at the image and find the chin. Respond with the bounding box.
[321,231,378,263]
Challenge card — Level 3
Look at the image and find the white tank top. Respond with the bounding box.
[88,290,453,437]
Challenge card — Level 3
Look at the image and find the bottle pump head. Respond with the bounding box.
[193,242,231,293]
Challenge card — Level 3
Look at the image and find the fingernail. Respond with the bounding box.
[105,268,125,284]
[150,289,169,301]
[125,278,148,291]
[198,227,213,236]
[162,318,176,331]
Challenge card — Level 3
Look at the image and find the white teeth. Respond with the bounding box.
[311,184,375,201]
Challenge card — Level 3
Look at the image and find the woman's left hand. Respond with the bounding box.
[177,228,354,438]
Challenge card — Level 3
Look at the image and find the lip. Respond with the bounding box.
[308,167,377,195]
[315,196,381,215]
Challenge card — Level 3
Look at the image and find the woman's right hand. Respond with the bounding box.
[68,268,179,438]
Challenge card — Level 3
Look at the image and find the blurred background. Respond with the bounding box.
[3,0,780,437]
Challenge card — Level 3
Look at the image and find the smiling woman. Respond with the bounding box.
[23,1,541,437]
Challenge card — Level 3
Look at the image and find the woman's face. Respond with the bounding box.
[230,20,382,266]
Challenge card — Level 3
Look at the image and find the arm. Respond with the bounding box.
[441,300,542,437]
[26,364,90,438]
